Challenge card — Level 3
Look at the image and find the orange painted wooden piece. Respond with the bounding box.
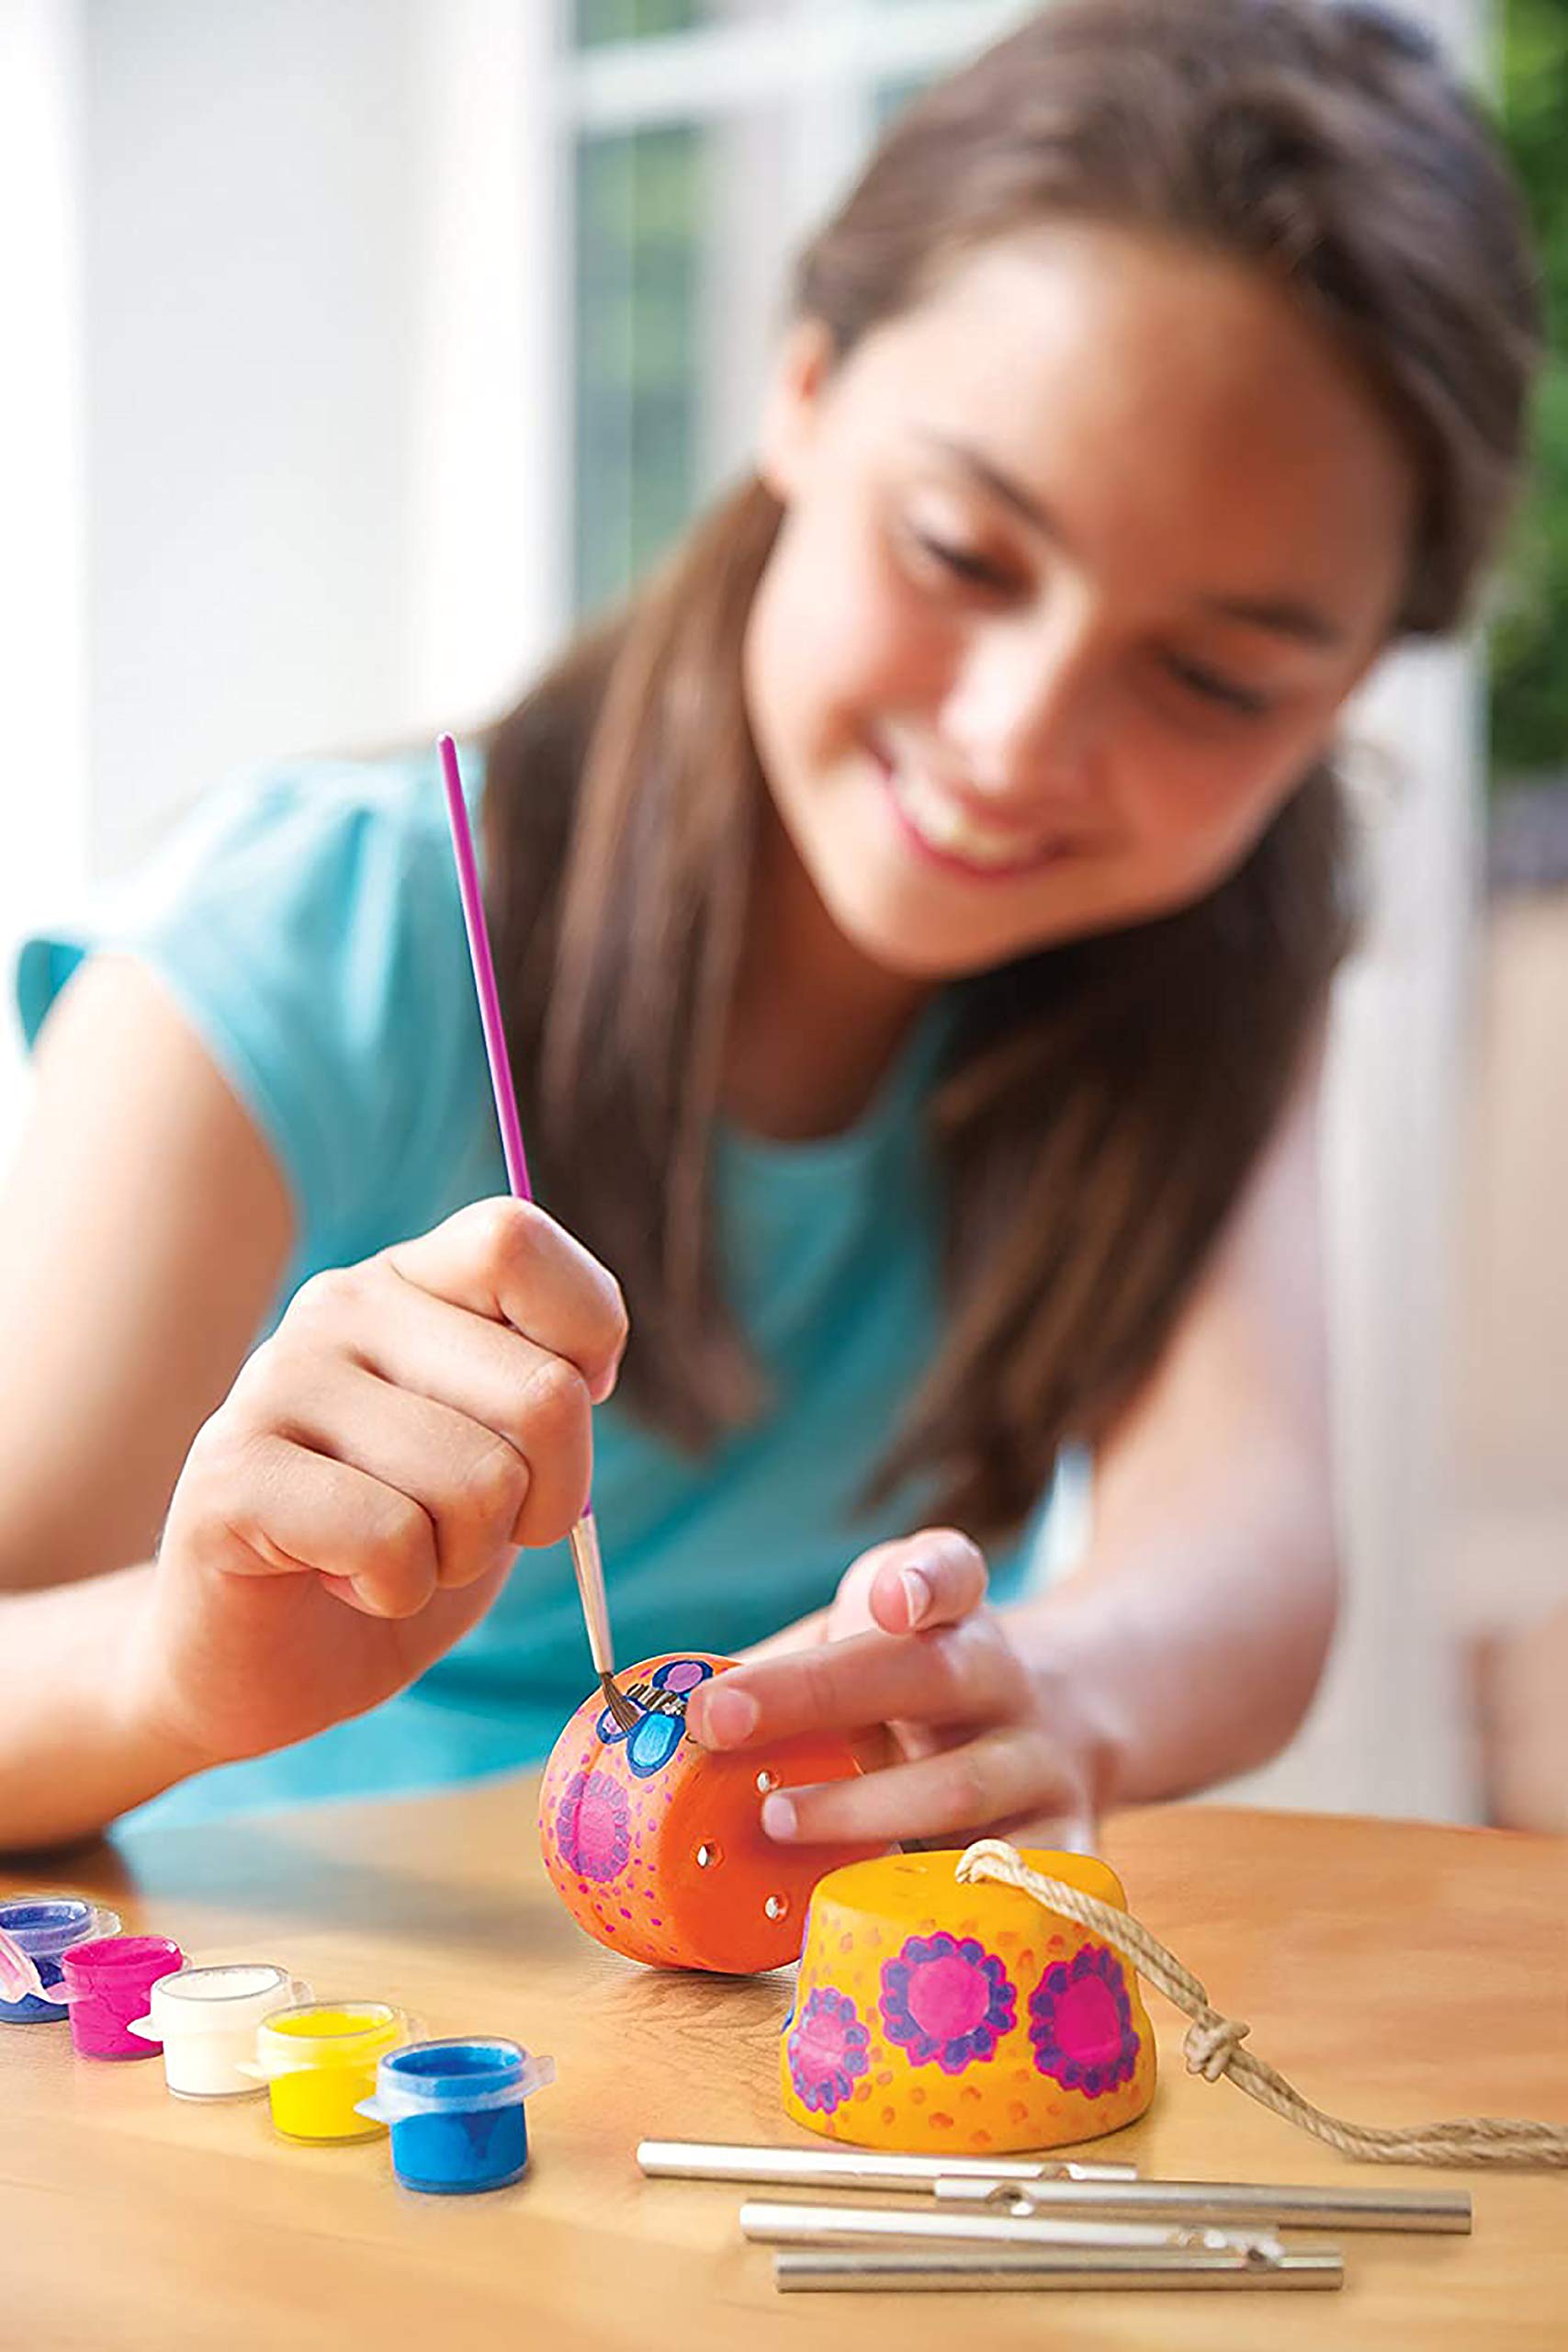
[538,1653,880,1974]
[781,1848,1156,2153]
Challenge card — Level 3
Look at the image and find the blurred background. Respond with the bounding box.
[2,0,1562,1827]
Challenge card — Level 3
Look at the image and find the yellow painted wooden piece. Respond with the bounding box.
[782,1848,1156,2153]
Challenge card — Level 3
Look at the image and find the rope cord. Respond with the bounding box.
[955,1838,1568,2169]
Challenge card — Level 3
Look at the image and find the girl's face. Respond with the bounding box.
[744,224,1416,980]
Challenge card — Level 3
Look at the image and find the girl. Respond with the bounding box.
[0,0,1539,1856]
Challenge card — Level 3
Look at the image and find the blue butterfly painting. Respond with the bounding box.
[594,1657,715,1779]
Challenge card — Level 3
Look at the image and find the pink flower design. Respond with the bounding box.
[554,1770,631,1883]
[879,1932,1016,2074]
[786,1987,871,2114]
[1028,1943,1140,2096]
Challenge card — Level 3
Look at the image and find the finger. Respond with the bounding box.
[686,1615,1026,1751]
[863,1529,988,1637]
[211,1433,440,1619]
[759,1727,1080,1849]
[381,1198,627,1402]
[248,1351,584,1573]
[283,1274,595,1545]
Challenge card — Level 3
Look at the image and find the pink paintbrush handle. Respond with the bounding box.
[438,736,616,1677]
[439,734,533,1203]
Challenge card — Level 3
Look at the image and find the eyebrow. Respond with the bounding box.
[919,433,1347,649]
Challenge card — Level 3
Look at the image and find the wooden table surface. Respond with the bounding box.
[3,1788,1564,2349]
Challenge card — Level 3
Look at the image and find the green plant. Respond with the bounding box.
[1490,0,1568,782]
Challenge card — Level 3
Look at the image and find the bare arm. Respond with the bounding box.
[0,956,629,1857]
[0,955,295,1589]
[1008,1044,1338,1809]
[692,1048,1338,1847]
[0,956,294,1844]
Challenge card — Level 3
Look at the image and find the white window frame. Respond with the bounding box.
[549,0,1025,602]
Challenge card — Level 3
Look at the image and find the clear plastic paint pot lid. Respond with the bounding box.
[251,2000,412,2075]
[0,1895,120,1962]
[0,1928,40,2002]
[60,1935,184,1988]
[362,2039,556,2120]
[138,1964,308,2036]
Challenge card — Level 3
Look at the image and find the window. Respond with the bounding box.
[561,0,1021,614]
[573,123,705,613]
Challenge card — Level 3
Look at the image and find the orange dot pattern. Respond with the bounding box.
[537,1653,881,1975]
[781,1849,1156,2154]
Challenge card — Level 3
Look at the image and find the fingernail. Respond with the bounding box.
[900,1566,933,1629]
[761,1792,798,1842]
[696,1686,759,1747]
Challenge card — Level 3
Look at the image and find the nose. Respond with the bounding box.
[937,605,1104,804]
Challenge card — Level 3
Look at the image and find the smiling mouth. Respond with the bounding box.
[871,746,1072,882]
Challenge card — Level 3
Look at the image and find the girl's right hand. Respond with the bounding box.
[127,1198,627,1777]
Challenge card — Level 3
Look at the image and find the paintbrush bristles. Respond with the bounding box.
[601,1672,641,1733]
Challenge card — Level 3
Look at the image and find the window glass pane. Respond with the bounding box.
[572,1,710,48]
[573,125,705,614]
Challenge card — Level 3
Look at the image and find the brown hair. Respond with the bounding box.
[484,0,1540,1539]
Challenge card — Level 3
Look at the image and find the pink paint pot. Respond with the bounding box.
[55,1936,186,2059]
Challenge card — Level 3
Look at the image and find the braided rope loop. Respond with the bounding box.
[955,1839,1568,2170]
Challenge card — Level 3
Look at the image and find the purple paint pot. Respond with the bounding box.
[0,1896,121,2025]
[56,1935,186,2059]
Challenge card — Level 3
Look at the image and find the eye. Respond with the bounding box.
[1165,655,1273,718]
[904,526,1018,595]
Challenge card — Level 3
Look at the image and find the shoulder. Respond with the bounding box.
[22,741,478,1002]
[17,741,491,1260]
[165,741,469,921]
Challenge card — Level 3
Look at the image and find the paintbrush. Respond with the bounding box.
[439,733,638,1733]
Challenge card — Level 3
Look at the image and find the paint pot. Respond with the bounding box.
[127,1965,312,2098]
[355,2039,556,2194]
[244,2001,413,2142]
[0,1897,122,2025]
[55,1935,186,2058]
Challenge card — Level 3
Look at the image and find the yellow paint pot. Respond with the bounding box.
[244,2001,413,2142]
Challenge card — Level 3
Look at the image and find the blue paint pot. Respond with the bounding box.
[355,2039,555,2195]
[0,1896,121,2024]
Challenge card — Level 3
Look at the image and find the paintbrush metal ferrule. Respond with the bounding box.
[568,1516,614,1673]
[568,1515,638,1728]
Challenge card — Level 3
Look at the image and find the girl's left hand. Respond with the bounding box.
[683,1529,1103,1853]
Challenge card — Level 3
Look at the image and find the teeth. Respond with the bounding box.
[890,766,1041,870]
